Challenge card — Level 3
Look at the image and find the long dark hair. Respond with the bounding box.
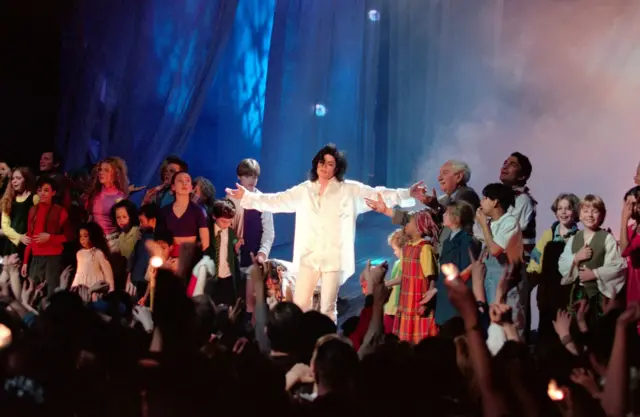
[78,222,111,256]
[308,143,347,182]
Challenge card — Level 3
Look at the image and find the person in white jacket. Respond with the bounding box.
[226,144,422,322]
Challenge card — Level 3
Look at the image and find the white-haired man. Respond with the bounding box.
[376,160,480,246]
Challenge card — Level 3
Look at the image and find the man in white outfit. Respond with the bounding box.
[226,144,420,322]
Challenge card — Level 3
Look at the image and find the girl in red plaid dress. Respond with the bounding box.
[390,210,439,344]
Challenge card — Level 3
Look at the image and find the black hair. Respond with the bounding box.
[212,198,236,219]
[154,229,174,247]
[511,152,532,184]
[36,175,58,193]
[308,143,347,182]
[42,150,63,166]
[313,338,359,391]
[159,156,188,183]
[78,222,111,256]
[138,203,160,220]
[110,199,139,230]
[266,302,303,354]
[624,185,640,201]
[482,183,516,212]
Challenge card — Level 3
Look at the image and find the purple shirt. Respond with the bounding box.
[161,201,207,237]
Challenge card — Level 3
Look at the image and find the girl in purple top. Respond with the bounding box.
[161,171,209,254]
[84,157,129,242]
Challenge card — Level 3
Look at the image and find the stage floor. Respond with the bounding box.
[268,212,400,328]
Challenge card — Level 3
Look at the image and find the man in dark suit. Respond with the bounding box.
[388,160,480,253]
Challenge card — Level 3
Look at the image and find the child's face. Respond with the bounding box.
[37,184,56,204]
[480,196,496,216]
[443,208,461,230]
[139,214,156,230]
[215,217,233,230]
[404,217,419,238]
[238,174,258,191]
[158,241,171,259]
[626,194,640,220]
[79,229,91,249]
[115,207,130,230]
[579,204,602,230]
[555,198,575,228]
[11,170,25,192]
[392,244,402,259]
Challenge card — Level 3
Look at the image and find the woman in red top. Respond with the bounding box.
[21,176,68,295]
[621,186,640,334]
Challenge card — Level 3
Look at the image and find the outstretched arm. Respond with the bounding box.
[356,181,417,214]
[226,183,303,214]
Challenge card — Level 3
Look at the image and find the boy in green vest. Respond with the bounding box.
[558,194,627,327]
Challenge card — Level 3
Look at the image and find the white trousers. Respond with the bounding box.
[293,265,341,323]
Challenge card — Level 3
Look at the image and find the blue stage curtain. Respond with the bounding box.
[384,0,502,187]
[57,0,239,187]
[257,0,381,244]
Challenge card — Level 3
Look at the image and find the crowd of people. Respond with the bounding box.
[0,147,638,417]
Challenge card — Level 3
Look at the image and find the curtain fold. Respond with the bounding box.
[57,0,239,187]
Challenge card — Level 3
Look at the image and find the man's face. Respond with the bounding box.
[0,163,10,179]
[316,154,337,181]
[437,162,463,195]
[40,152,56,172]
[37,183,56,204]
[499,156,522,186]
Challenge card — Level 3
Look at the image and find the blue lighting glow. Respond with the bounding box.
[315,104,327,117]
[368,10,380,22]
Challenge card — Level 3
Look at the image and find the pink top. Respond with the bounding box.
[623,225,640,307]
[91,189,125,235]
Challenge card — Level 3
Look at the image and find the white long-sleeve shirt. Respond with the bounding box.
[239,178,415,284]
[229,189,275,257]
[558,233,627,298]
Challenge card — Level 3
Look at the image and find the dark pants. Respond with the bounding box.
[204,276,237,307]
[134,281,149,304]
[29,255,62,296]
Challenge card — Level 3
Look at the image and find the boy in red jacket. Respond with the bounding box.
[21,176,68,295]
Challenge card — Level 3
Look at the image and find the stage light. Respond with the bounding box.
[314,104,327,117]
[368,10,380,22]
[150,256,163,268]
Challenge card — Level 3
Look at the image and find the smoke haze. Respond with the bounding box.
[416,0,640,236]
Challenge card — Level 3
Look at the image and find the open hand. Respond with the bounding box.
[552,309,572,339]
[60,266,74,290]
[622,199,634,223]
[420,188,439,208]
[409,181,427,201]
[572,299,589,333]
[364,193,389,214]
[225,183,247,200]
[19,235,31,245]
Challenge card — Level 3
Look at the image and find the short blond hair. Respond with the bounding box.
[445,201,475,230]
[579,194,606,224]
[387,228,408,248]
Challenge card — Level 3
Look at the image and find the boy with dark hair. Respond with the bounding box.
[128,203,161,301]
[205,199,243,306]
[138,229,176,310]
[230,158,275,319]
[476,182,525,336]
[21,176,69,295]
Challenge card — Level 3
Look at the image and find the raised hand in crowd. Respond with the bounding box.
[59,265,74,291]
[225,183,247,200]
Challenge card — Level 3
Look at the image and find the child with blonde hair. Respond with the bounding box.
[382,229,408,333]
[559,194,627,327]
